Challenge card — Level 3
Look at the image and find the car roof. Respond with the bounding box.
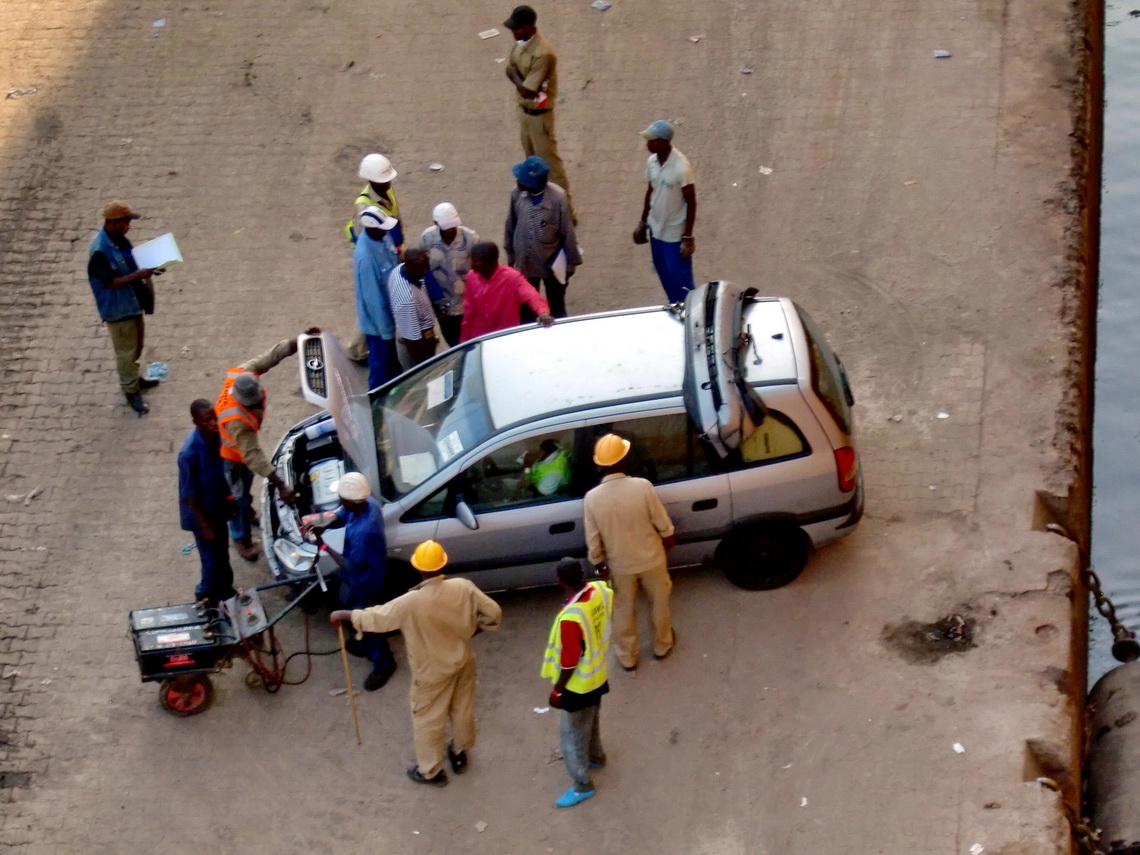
[480,301,798,429]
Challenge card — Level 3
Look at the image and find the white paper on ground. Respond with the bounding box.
[550,248,568,285]
[132,233,183,268]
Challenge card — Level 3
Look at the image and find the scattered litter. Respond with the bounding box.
[40,678,51,686]
[340,60,355,72]
[688,34,704,42]
[369,72,383,79]
[5,88,38,100]
[146,361,169,381]
[494,57,506,63]
[936,411,950,419]
[329,688,348,697]
[544,747,563,764]
[475,821,488,833]
[888,414,903,422]
[732,182,738,187]
[3,495,18,504]
[782,763,792,769]
[952,742,966,754]
[24,486,43,506]
[933,49,952,59]
[590,0,612,10]
[181,543,197,555]
[758,165,773,175]
[412,831,420,835]
[120,138,133,145]
[800,797,808,807]
[903,179,917,185]
[533,706,550,714]
[740,64,755,74]
[153,18,166,27]
[429,162,445,172]
[984,801,1002,809]
[969,845,984,855]
[2,434,9,439]
[928,485,937,491]
[479,28,501,39]
[180,345,192,358]
[33,546,46,552]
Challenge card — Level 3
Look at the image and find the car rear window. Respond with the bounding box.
[796,305,852,434]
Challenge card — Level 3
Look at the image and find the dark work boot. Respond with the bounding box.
[125,391,149,415]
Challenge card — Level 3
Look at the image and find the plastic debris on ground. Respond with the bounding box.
[181,543,196,555]
[146,362,169,381]
[494,57,506,63]
[479,28,501,39]
[969,845,985,855]
[329,688,348,696]
[740,64,755,74]
[758,165,773,175]
[6,486,42,506]
[888,414,903,422]
[933,49,952,58]
[429,162,445,172]
[936,411,950,419]
[153,18,166,27]
[180,346,191,358]
[904,179,917,185]
[6,88,38,100]
[475,821,488,833]
[953,742,966,754]
[800,797,808,807]
[689,34,704,42]
[590,0,612,9]
[533,706,550,714]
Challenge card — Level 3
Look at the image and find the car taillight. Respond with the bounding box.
[834,447,857,492]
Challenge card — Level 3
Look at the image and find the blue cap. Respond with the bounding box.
[640,119,675,141]
[512,156,550,190]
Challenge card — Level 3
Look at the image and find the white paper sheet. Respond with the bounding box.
[550,248,568,285]
[132,233,183,268]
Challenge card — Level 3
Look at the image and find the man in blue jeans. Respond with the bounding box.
[305,472,396,691]
[178,399,236,607]
[353,206,402,389]
[632,120,697,303]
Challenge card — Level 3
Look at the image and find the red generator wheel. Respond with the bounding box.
[159,674,215,717]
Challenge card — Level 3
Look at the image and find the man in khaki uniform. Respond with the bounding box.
[583,434,676,671]
[331,540,502,787]
[504,5,573,215]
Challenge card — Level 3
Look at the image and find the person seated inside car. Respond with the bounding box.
[523,439,572,497]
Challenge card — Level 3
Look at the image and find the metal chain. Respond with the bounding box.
[1085,566,1140,663]
[1062,800,1105,855]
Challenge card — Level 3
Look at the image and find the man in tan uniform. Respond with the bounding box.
[583,434,676,671]
[331,540,502,787]
[504,5,573,216]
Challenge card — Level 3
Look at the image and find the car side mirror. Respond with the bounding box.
[455,498,479,531]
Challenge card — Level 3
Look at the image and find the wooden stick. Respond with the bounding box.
[337,622,363,746]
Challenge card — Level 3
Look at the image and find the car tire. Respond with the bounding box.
[715,524,809,590]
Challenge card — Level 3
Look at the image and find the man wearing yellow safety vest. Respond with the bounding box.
[346,153,403,363]
[331,540,502,788]
[214,334,309,560]
[543,557,613,808]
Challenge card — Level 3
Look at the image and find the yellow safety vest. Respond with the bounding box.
[541,581,613,694]
[345,186,400,244]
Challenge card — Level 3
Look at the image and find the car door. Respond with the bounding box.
[584,410,733,567]
[426,423,588,590]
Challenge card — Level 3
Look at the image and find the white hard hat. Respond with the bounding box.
[337,472,371,502]
[360,205,399,232]
[358,153,397,183]
[432,202,461,230]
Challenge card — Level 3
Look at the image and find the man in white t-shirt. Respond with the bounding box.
[632,120,697,302]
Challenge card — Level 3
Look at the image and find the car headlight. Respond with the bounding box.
[273,539,318,575]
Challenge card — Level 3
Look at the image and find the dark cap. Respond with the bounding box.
[504,5,537,29]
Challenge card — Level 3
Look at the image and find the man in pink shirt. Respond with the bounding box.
[460,241,554,342]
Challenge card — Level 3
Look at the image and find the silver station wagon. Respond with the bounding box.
[262,289,863,593]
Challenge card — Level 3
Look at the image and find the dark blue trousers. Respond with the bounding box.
[650,237,695,303]
[366,335,401,390]
[193,524,235,606]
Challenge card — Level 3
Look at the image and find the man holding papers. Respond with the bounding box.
[504,156,580,320]
[86,200,163,416]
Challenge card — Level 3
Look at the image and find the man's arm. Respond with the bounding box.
[228,420,294,503]
[238,337,296,375]
[634,183,653,244]
[178,453,216,541]
[548,618,583,708]
[504,193,518,265]
[332,600,403,636]
[646,483,675,538]
[584,497,606,567]
[514,273,553,325]
[473,587,503,632]
[89,252,160,289]
[559,194,582,268]
[680,183,697,258]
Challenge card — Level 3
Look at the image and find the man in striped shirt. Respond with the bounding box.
[386,248,439,369]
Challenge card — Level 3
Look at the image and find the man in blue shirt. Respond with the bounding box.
[305,472,396,691]
[86,201,163,415]
[178,399,236,606]
[353,206,402,389]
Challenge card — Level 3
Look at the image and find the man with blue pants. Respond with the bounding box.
[353,206,402,389]
[632,120,698,303]
[178,399,236,607]
[305,472,396,691]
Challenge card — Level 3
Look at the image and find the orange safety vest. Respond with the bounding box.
[215,368,266,463]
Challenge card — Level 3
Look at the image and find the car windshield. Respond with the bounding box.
[371,346,493,501]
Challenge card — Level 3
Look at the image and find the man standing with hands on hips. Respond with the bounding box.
[583,433,676,671]
[633,120,697,303]
[86,200,164,415]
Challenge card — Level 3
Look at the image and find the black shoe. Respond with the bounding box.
[125,392,149,415]
[447,743,468,774]
[407,766,448,787]
[363,662,395,691]
[138,377,160,390]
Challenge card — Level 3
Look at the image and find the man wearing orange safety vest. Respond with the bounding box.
[542,557,613,808]
[214,333,309,561]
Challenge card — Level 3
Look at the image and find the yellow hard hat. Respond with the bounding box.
[411,540,448,572]
[593,433,631,467]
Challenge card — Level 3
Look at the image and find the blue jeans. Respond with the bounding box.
[649,237,695,303]
[559,702,605,791]
[193,524,235,605]
[366,335,401,390]
[223,459,254,544]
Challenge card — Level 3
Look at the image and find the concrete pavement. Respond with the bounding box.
[0,0,1089,852]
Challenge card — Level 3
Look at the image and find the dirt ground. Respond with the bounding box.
[0,0,1088,852]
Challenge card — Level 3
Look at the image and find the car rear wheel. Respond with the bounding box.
[715,524,809,590]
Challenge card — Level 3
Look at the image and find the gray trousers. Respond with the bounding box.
[559,702,605,791]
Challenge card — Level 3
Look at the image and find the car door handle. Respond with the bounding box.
[692,499,718,512]
[549,522,575,534]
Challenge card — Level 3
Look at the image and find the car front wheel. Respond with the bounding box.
[715,524,809,590]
